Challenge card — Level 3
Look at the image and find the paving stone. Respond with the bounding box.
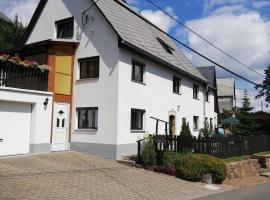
[0,151,230,200]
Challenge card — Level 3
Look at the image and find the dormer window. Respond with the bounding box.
[157,37,175,54]
[56,17,74,39]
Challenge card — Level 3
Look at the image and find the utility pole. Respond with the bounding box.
[261,101,264,112]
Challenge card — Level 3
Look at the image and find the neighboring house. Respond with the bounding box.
[5,0,217,159]
[197,66,219,128]
[217,78,236,113]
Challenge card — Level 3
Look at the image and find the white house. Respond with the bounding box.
[8,0,218,159]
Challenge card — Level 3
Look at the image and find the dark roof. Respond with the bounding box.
[20,0,48,45]
[21,0,207,83]
[95,0,207,83]
[197,66,216,89]
[217,79,235,96]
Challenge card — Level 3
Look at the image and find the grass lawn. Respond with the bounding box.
[223,156,245,163]
[254,151,270,156]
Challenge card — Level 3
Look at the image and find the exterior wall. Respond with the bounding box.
[24,0,217,159]
[116,50,216,157]
[0,87,53,153]
[218,96,234,112]
[26,0,81,44]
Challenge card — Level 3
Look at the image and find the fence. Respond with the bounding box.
[0,64,49,92]
[137,135,270,163]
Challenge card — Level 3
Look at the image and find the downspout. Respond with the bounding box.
[203,84,209,126]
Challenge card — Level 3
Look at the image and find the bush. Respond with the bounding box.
[141,136,157,167]
[163,151,178,167]
[176,154,228,184]
[178,122,194,152]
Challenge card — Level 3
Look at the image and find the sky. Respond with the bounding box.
[0,0,270,111]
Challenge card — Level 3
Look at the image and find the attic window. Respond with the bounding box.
[56,17,74,39]
[157,37,175,54]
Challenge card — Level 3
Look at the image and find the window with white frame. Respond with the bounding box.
[193,84,199,99]
[132,60,145,83]
[131,108,145,130]
[193,116,199,130]
[79,56,99,79]
[173,76,181,94]
[77,107,98,129]
[55,17,74,39]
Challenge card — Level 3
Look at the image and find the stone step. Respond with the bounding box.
[259,168,270,174]
[117,159,136,166]
[260,172,270,178]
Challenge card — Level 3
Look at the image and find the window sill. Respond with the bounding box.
[173,92,182,95]
[130,130,146,133]
[193,129,199,131]
[131,80,146,85]
[76,78,99,83]
[193,98,200,100]
[75,129,98,132]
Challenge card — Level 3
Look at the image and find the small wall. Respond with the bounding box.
[252,155,270,169]
[225,159,260,181]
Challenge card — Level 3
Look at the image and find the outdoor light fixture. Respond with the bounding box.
[44,98,49,110]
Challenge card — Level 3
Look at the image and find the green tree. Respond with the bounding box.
[235,90,259,135]
[0,14,26,50]
[178,121,193,152]
[199,121,214,138]
[256,65,270,107]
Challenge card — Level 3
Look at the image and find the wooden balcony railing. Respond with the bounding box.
[0,64,49,92]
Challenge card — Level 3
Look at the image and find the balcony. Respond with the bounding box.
[0,63,49,92]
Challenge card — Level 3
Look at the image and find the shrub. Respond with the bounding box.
[178,122,194,152]
[176,154,228,184]
[141,136,157,167]
[163,151,178,167]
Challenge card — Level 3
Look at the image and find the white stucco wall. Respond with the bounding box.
[26,0,120,146]
[0,87,53,145]
[117,50,216,145]
[25,0,217,152]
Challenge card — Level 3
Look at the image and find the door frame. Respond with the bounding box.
[51,102,70,151]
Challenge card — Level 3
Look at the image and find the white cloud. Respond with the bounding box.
[0,0,39,25]
[252,1,270,9]
[235,89,270,112]
[204,0,246,14]
[140,6,177,33]
[183,10,270,83]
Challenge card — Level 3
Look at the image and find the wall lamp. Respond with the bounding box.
[44,98,49,110]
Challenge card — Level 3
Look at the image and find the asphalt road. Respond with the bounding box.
[196,182,270,200]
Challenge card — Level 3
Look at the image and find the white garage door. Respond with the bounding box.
[0,101,31,156]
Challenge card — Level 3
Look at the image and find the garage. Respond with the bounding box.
[0,101,32,156]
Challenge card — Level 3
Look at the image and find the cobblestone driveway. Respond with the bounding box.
[0,152,229,200]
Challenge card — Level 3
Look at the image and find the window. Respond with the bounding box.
[79,57,99,79]
[157,37,175,54]
[193,84,199,99]
[132,60,145,83]
[210,118,213,128]
[77,107,98,129]
[205,90,209,102]
[56,17,74,39]
[131,109,145,130]
[173,76,181,94]
[193,116,199,130]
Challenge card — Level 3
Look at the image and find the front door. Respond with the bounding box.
[52,103,69,151]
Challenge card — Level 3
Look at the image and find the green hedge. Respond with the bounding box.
[176,154,228,184]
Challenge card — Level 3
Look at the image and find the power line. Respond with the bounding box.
[145,0,265,78]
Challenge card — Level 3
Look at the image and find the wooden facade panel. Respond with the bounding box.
[55,52,72,75]
[54,73,71,95]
